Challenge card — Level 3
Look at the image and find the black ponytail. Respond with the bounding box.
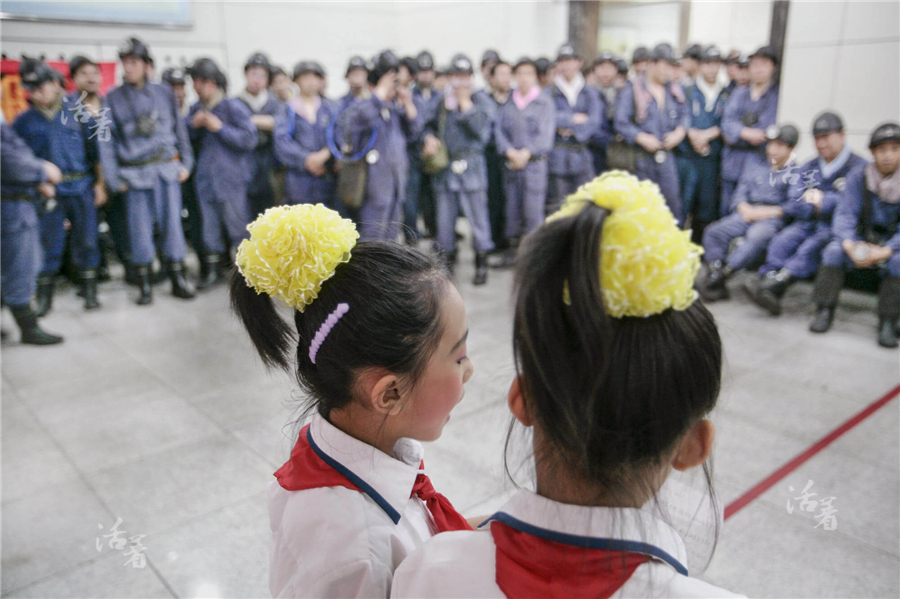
[230,268,295,371]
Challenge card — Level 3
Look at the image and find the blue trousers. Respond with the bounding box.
[635,154,682,225]
[503,160,549,239]
[434,185,495,255]
[821,240,900,277]
[197,194,250,254]
[548,170,593,214]
[703,213,784,270]
[284,171,336,209]
[1,200,41,306]
[759,221,830,279]
[359,169,405,242]
[720,179,738,218]
[39,186,101,273]
[683,153,721,224]
[403,157,422,238]
[126,176,188,266]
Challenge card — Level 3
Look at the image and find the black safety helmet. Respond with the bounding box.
[401,56,420,77]
[683,44,703,60]
[616,58,629,76]
[593,51,617,68]
[869,122,900,149]
[481,49,501,67]
[118,36,152,62]
[700,45,723,63]
[19,58,58,91]
[270,65,287,79]
[513,56,535,72]
[651,43,679,64]
[812,111,844,137]
[766,123,800,147]
[724,49,741,65]
[245,52,272,79]
[345,55,368,77]
[293,60,325,80]
[449,53,474,75]
[534,57,552,76]
[631,46,651,64]
[737,53,750,68]
[416,51,435,72]
[557,43,579,62]
[68,55,97,78]
[161,67,187,86]
[368,50,400,85]
[750,45,779,66]
[189,57,228,91]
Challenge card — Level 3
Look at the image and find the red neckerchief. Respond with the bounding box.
[275,424,472,533]
[491,520,649,599]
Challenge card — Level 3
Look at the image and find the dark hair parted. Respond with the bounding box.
[511,201,723,493]
[230,242,449,418]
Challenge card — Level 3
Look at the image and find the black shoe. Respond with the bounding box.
[878,319,899,348]
[809,306,835,333]
[473,252,488,286]
[81,270,101,311]
[97,264,112,283]
[488,249,516,269]
[697,261,731,302]
[196,255,224,291]
[747,269,793,316]
[136,265,153,305]
[10,304,63,345]
[440,251,457,277]
[33,273,55,317]
[168,261,196,299]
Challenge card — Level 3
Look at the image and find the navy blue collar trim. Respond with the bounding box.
[306,427,403,525]
[485,511,689,576]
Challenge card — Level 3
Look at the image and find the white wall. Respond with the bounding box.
[0,0,568,99]
[687,0,772,56]
[777,0,900,162]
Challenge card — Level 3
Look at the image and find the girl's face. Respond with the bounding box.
[400,283,473,442]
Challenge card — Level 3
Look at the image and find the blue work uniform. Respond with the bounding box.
[702,159,791,270]
[13,94,101,274]
[186,95,258,255]
[274,98,338,207]
[760,147,867,279]
[342,94,419,241]
[475,88,507,248]
[615,77,689,223]
[823,163,900,277]
[406,85,442,238]
[100,80,195,267]
[237,91,284,217]
[423,94,495,255]
[494,90,556,239]
[589,84,616,176]
[548,82,600,210]
[1,123,47,307]
[682,83,728,224]
[720,84,779,215]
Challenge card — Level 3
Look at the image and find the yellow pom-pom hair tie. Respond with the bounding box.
[235,204,360,312]
[547,171,703,318]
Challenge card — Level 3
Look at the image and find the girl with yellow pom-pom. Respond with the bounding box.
[393,172,743,598]
[230,203,476,598]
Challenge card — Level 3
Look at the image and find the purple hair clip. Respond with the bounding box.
[309,303,350,365]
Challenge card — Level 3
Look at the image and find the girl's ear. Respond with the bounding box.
[672,418,716,472]
[507,376,534,427]
[362,370,404,416]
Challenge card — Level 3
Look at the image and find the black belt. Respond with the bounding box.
[1,194,37,202]
[554,141,586,152]
[61,171,90,182]
[121,151,170,168]
[529,155,548,162]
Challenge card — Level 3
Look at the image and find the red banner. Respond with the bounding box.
[1,58,117,122]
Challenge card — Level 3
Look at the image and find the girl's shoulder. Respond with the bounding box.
[623,560,747,598]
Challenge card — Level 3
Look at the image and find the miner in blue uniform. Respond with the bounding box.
[494,57,556,248]
[1,122,65,345]
[809,123,900,346]
[274,61,337,207]
[588,51,617,176]
[682,45,728,240]
[476,59,511,253]
[338,56,371,111]
[13,58,105,314]
[239,52,284,218]
[720,45,779,215]
[341,51,419,242]
[615,43,689,223]
[745,112,867,315]
[101,37,195,305]
[407,51,442,241]
[422,53,494,285]
[186,58,257,290]
[548,43,600,211]
[697,124,799,302]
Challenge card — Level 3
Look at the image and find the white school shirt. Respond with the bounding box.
[268,413,437,598]
[391,490,745,598]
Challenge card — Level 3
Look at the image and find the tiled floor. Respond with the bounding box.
[2,246,898,598]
